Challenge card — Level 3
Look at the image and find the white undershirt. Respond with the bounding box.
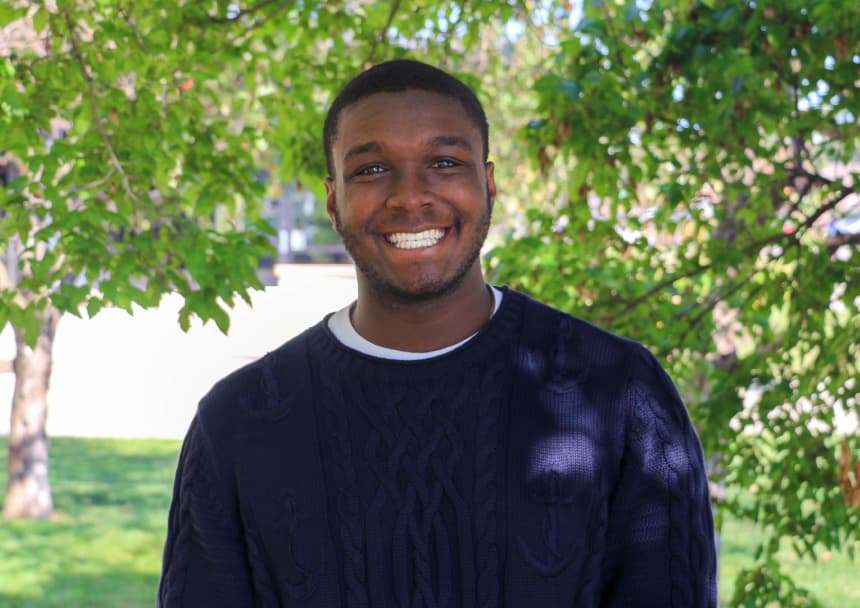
[327,286,503,360]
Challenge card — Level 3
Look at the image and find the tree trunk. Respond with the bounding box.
[3,307,61,519]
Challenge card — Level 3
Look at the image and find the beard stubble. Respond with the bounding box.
[333,189,492,303]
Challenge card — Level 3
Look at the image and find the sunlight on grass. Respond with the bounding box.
[1,436,857,606]
[718,513,860,607]
[0,437,180,608]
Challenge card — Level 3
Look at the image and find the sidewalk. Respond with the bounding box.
[0,264,357,440]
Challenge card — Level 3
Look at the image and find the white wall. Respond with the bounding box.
[0,265,357,439]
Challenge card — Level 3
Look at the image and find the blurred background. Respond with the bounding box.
[1,0,859,606]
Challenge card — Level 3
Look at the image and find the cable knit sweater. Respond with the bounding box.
[158,288,717,607]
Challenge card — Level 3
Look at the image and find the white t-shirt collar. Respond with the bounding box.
[327,286,503,360]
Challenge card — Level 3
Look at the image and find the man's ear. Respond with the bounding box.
[485,161,496,209]
[324,177,337,229]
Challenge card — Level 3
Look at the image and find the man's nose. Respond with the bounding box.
[385,168,433,209]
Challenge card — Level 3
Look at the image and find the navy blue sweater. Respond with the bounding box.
[158,288,717,606]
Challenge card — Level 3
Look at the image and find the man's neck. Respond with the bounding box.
[350,266,494,353]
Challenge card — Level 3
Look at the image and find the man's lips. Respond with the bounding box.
[383,228,448,249]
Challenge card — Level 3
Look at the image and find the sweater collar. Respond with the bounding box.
[308,286,525,378]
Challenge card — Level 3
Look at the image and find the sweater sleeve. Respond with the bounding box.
[601,348,717,608]
[157,413,255,607]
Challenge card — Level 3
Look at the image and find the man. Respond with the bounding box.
[158,59,717,607]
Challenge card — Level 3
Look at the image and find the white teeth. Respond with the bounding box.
[385,229,445,249]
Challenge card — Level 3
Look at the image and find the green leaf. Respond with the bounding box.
[32,7,49,32]
[0,4,28,27]
[558,80,581,100]
[210,303,230,334]
[178,308,191,333]
[1,59,14,78]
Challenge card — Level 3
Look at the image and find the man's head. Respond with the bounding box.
[323,59,489,178]
[323,60,495,303]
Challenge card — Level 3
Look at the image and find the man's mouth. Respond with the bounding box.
[384,228,447,249]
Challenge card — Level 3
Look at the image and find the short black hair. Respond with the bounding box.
[323,59,489,177]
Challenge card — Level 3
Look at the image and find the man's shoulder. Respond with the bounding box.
[511,288,643,362]
[195,323,323,432]
[510,287,678,404]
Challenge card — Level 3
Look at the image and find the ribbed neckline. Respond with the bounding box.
[304,286,525,381]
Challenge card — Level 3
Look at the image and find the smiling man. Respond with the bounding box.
[324,75,497,354]
[158,60,717,607]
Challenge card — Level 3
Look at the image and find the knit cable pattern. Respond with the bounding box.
[357,373,460,607]
[160,289,716,607]
[628,348,715,608]
[160,416,255,605]
[158,427,197,607]
[430,376,476,607]
[475,354,504,606]
[317,365,367,607]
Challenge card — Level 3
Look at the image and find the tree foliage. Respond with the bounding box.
[0,0,526,517]
[488,0,860,602]
[2,0,858,602]
[1,0,524,340]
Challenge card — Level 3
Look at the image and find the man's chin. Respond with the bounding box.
[357,265,469,303]
[368,276,459,302]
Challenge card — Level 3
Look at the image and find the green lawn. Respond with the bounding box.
[0,437,179,608]
[719,514,860,606]
[1,436,858,607]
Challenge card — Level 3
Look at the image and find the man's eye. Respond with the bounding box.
[432,159,458,169]
[356,165,385,176]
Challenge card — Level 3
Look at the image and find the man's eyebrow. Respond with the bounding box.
[429,135,473,151]
[343,141,383,162]
[343,136,473,163]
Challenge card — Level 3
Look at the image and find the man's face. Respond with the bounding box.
[326,90,495,301]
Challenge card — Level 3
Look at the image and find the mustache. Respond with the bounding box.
[332,185,493,236]
[332,206,455,235]
[372,212,455,232]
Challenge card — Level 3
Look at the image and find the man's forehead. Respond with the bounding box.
[335,91,479,144]
[343,89,465,116]
[342,135,474,164]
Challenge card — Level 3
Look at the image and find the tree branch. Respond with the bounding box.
[827,232,860,251]
[604,262,712,322]
[660,280,767,360]
[63,167,115,197]
[191,0,283,25]
[779,161,829,219]
[219,2,294,51]
[603,181,855,326]
[364,0,402,66]
[117,2,147,51]
[787,160,834,191]
[797,184,855,234]
[63,10,138,209]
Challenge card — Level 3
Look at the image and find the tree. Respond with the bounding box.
[0,2,277,518]
[488,0,859,604]
[0,0,527,518]
[7,0,854,601]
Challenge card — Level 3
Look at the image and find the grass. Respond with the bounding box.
[0,436,858,607]
[0,437,180,608]
[718,514,860,606]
